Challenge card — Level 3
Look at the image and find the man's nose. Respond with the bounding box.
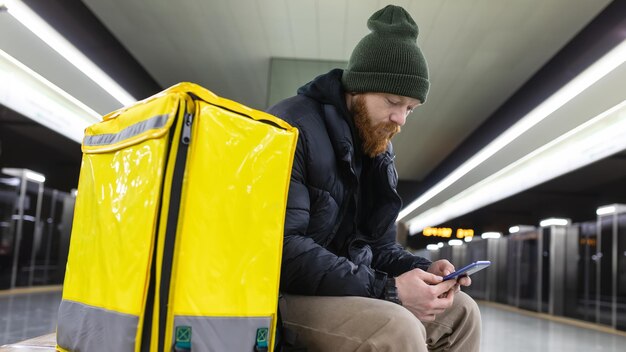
[390,111,407,126]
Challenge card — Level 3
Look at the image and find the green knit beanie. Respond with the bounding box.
[341,5,429,103]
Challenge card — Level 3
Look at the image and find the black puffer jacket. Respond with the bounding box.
[267,69,431,299]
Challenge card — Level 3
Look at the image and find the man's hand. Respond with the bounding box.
[428,259,472,289]
[395,268,458,321]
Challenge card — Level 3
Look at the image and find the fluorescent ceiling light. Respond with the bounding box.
[408,93,626,235]
[2,168,45,183]
[25,170,46,183]
[0,49,101,142]
[399,38,626,222]
[481,232,501,239]
[448,239,463,246]
[464,236,473,242]
[509,225,535,234]
[4,0,135,106]
[437,242,444,248]
[596,206,615,215]
[426,244,439,251]
[539,218,570,227]
[596,204,626,216]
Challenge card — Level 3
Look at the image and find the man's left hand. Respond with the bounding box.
[427,259,472,291]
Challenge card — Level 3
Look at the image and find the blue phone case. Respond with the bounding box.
[442,261,491,281]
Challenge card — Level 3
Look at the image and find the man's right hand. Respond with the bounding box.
[394,268,458,321]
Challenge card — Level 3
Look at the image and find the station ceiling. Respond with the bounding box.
[1,0,625,241]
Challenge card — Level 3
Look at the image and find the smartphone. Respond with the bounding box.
[442,261,491,281]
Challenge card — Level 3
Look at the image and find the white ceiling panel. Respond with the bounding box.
[79,0,613,180]
[317,0,348,60]
[0,11,121,115]
[343,0,379,59]
[3,0,616,223]
[286,0,318,59]
[392,0,612,180]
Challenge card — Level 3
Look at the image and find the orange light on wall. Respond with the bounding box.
[423,227,475,238]
[422,227,453,238]
[456,229,474,239]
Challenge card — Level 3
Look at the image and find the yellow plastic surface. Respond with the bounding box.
[164,88,298,350]
[149,97,190,352]
[170,102,297,315]
[62,94,180,315]
[61,82,297,351]
[82,93,179,154]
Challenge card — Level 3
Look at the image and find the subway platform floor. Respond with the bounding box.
[479,302,626,351]
[2,289,626,351]
[0,288,61,347]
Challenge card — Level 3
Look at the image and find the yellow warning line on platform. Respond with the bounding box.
[0,285,62,297]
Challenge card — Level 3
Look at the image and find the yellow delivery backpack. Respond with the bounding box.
[56,82,298,352]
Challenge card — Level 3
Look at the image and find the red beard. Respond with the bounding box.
[352,95,401,157]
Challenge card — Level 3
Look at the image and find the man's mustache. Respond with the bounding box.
[379,122,401,138]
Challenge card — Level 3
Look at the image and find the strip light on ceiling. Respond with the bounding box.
[596,204,626,216]
[407,99,626,234]
[0,48,101,142]
[539,218,570,227]
[2,168,46,183]
[448,239,463,246]
[481,232,501,239]
[509,225,535,234]
[3,0,136,106]
[398,38,626,222]
[596,205,616,215]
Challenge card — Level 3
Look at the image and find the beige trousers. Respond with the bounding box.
[280,291,481,352]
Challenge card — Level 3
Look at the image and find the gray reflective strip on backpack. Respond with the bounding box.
[83,114,170,146]
[57,300,138,352]
[173,316,272,351]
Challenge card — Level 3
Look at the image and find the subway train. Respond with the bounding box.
[412,208,626,332]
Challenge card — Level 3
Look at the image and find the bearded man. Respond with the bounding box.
[267,5,481,352]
